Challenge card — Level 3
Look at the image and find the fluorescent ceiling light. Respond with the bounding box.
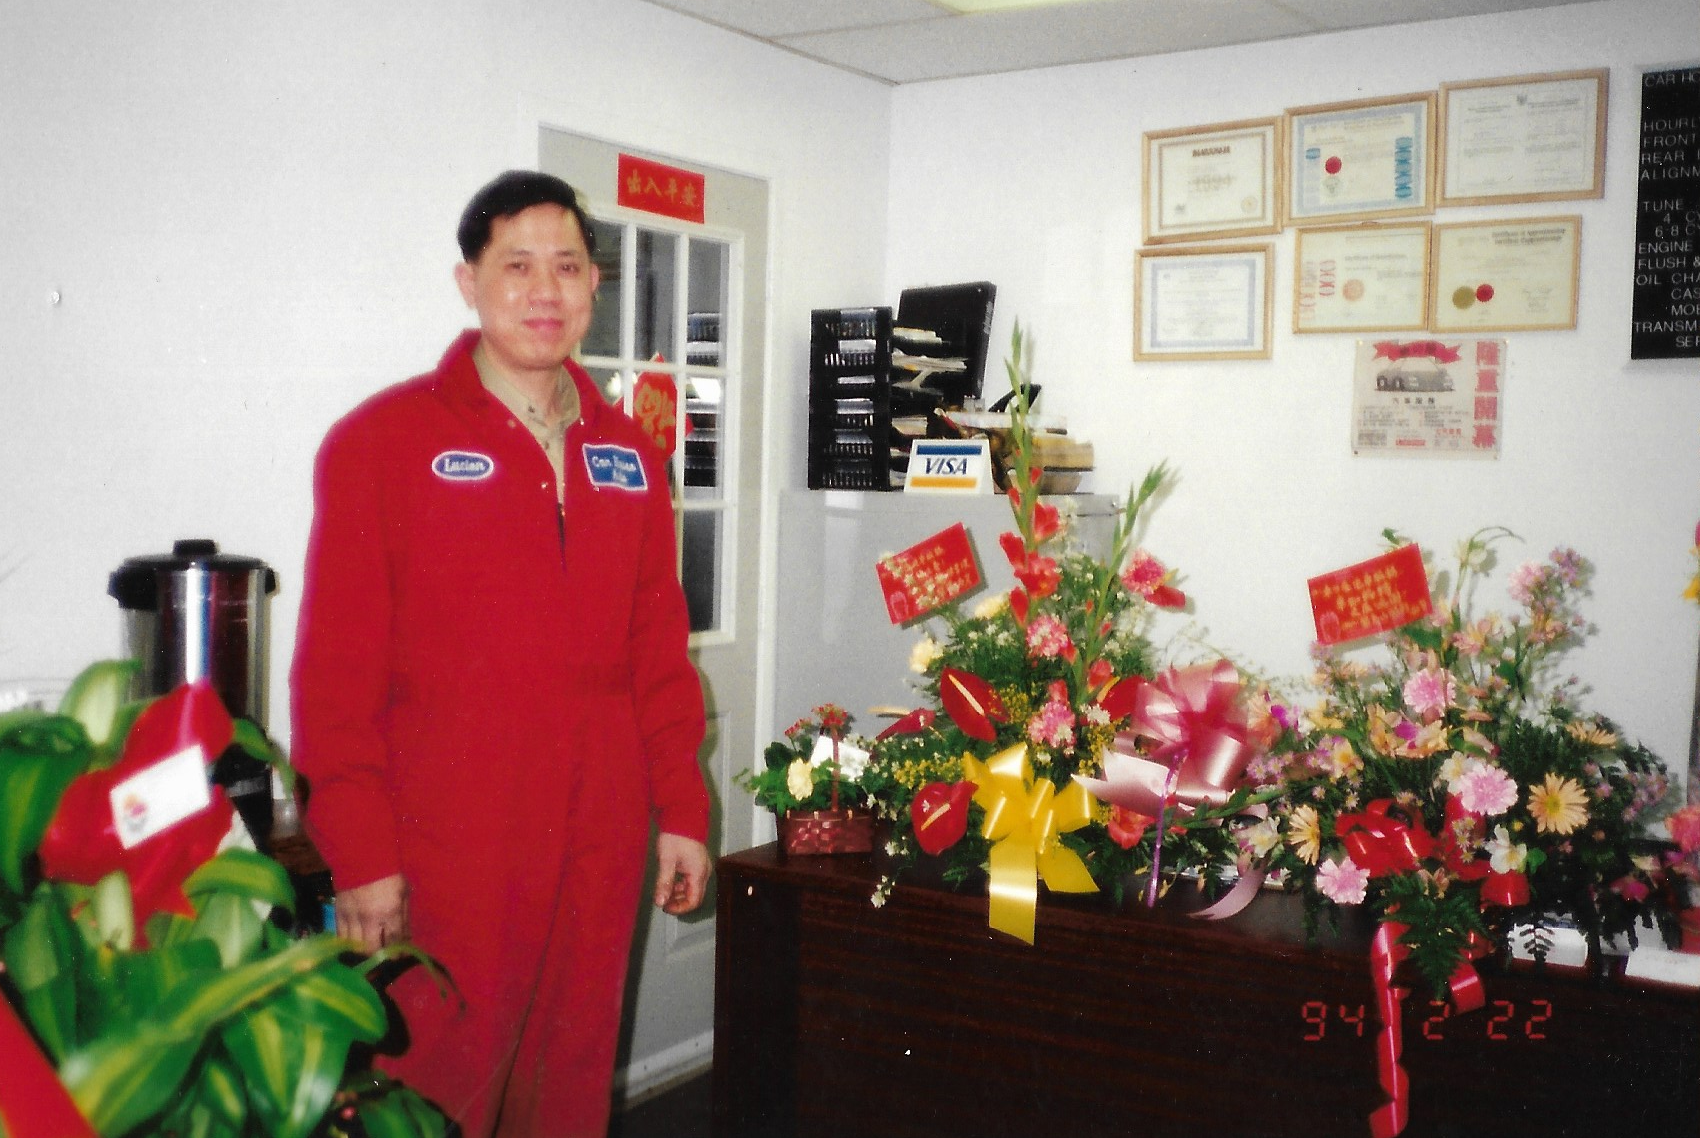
[931,0,1117,13]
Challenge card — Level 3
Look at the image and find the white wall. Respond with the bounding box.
[885,0,1700,781]
[0,0,890,728]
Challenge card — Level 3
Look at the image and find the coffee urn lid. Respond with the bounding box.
[108,539,279,611]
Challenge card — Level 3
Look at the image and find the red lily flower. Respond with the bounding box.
[1008,587,1031,625]
[1031,500,1061,542]
[1012,553,1060,599]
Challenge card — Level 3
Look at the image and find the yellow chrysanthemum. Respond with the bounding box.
[1321,737,1361,779]
[908,636,941,674]
[1309,704,1344,732]
[1527,773,1589,835]
[1564,719,1618,748]
[1286,805,1322,865]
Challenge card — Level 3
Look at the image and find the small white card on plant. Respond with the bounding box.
[109,744,212,849]
[808,734,870,779]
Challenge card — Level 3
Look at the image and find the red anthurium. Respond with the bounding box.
[912,781,976,855]
[876,707,936,741]
[39,681,236,935]
[1031,501,1061,542]
[939,666,1007,742]
[1097,675,1146,723]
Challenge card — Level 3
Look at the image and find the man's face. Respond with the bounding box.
[454,202,600,385]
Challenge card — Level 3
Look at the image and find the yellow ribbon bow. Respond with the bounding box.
[962,743,1098,944]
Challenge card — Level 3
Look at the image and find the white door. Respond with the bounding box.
[538,129,768,1097]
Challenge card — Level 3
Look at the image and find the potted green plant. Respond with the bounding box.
[0,660,448,1138]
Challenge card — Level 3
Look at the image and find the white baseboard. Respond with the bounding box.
[615,1029,714,1104]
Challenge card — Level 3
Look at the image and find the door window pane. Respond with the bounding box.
[583,364,624,406]
[635,230,679,362]
[584,219,624,360]
[684,376,721,491]
[680,508,721,633]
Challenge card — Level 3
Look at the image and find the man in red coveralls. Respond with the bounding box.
[290,170,712,1138]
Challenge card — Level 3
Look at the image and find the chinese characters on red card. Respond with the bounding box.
[1308,543,1433,645]
[876,523,982,624]
[616,153,706,224]
[1351,339,1504,458]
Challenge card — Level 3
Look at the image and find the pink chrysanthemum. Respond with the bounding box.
[1025,614,1075,660]
[1027,696,1076,750]
[1120,549,1168,597]
[1316,857,1369,905]
[1402,667,1456,721]
[1455,763,1519,816]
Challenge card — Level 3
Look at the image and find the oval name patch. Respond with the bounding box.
[432,450,495,481]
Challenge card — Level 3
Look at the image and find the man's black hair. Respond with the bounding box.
[456,170,597,262]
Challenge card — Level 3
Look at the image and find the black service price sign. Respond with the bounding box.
[1633,66,1700,359]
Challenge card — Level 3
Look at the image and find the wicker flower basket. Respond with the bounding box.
[778,806,875,855]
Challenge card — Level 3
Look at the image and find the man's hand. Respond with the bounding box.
[334,873,409,953]
[653,832,712,915]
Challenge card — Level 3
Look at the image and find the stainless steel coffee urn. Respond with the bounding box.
[108,539,280,844]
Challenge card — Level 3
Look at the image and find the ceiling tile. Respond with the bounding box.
[640,0,1601,84]
[646,0,946,38]
[780,0,1318,83]
[1274,0,1593,27]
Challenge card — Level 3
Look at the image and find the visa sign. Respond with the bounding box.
[905,439,991,494]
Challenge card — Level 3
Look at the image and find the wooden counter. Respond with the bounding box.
[712,844,1699,1138]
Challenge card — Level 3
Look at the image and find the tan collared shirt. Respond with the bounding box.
[473,343,581,502]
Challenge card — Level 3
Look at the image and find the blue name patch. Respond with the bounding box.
[582,444,648,492]
[431,450,494,481]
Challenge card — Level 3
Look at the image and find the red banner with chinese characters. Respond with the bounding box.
[876,523,982,624]
[1308,544,1432,645]
[617,153,706,223]
[631,359,678,458]
[1372,340,1462,364]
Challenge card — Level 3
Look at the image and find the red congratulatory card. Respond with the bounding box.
[616,153,706,223]
[876,523,982,624]
[1307,543,1432,645]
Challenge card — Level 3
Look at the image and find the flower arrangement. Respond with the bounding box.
[860,326,1267,941]
[743,703,872,815]
[1247,529,1689,998]
[0,661,447,1138]
[742,704,878,854]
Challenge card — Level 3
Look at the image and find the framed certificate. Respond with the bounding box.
[1430,216,1581,332]
[1294,222,1432,334]
[1143,117,1282,244]
[1351,338,1505,459]
[1134,244,1272,361]
[1439,69,1607,205]
[1286,93,1436,223]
